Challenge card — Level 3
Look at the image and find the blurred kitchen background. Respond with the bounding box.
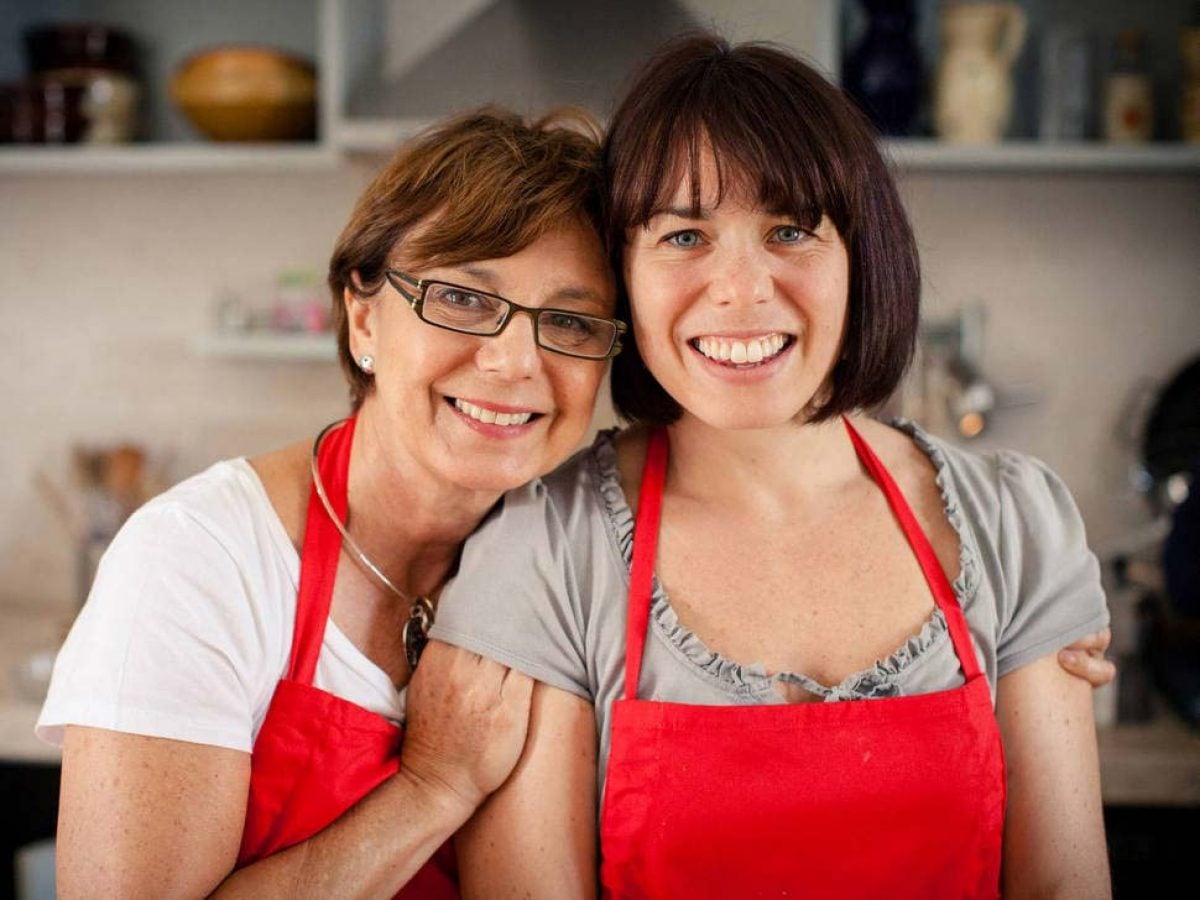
[1,0,1198,897]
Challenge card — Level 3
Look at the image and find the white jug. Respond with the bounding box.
[935,2,1028,143]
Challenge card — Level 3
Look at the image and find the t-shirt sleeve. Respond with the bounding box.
[993,450,1110,677]
[36,501,269,752]
[430,480,591,700]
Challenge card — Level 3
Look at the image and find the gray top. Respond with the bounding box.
[432,420,1109,797]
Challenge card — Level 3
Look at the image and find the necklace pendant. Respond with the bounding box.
[403,596,435,669]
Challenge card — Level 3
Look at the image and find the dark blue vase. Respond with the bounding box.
[843,0,923,136]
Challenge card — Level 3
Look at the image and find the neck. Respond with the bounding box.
[664,412,864,516]
[339,402,503,599]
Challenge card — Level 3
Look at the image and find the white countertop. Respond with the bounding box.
[1,600,70,764]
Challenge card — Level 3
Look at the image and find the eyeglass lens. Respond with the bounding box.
[423,283,616,358]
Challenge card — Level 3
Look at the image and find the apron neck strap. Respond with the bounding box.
[841,417,983,681]
[287,416,357,684]
[624,427,670,700]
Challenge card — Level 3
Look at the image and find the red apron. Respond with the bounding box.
[599,419,1006,899]
[237,416,457,897]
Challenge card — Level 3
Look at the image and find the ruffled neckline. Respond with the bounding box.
[587,420,981,702]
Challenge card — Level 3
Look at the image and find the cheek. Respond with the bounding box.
[556,364,605,414]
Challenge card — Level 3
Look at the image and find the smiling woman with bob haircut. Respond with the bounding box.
[434,35,1113,898]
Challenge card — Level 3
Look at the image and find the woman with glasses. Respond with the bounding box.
[433,36,1113,898]
[38,108,624,897]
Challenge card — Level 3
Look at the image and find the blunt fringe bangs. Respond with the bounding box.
[328,107,605,408]
[605,33,920,426]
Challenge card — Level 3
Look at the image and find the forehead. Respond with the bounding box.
[661,146,755,209]
[641,130,819,223]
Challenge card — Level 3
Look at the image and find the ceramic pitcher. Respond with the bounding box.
[935,2,1028,143]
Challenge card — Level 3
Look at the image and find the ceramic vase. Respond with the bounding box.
[935,1,1027,143]
[843,0,924,136]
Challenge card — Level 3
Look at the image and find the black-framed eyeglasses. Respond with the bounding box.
[385,270,626,361]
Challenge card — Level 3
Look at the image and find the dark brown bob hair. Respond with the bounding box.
[605,33,920,425]
[328,107,605,408]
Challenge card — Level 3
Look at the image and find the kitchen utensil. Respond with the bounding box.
[935,1,1028,143]
[9,649,56,704]
[0,80,88,143]
[1141,354,1200,513]
[1039,25,1093,140]
[23,22,141,143]
[170,46,316,142]
[1182,24,1200,143]
[1104,28,1154,143]
[843,0,924,137]
[24,22,137,75]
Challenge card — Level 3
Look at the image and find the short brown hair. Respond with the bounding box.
[328,107,605,408]
[604,34,920,425]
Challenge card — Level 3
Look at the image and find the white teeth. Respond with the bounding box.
[694,334,789,365]
[454,399,533,426]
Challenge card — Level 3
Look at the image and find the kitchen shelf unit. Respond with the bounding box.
[5,1,1200,175]
[0,0,324,172]
[881,140,1200,174]
[0,143,338,174]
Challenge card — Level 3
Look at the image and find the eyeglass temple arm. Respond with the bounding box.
[386,270,423,305]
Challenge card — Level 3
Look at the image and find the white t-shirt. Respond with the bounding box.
[37,458,404,753]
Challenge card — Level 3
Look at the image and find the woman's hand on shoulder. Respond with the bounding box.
[400,639,534,817]
[1058,628,1116,687]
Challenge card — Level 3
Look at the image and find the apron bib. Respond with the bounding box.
[237,416,457,897]
[599,419,1005,899]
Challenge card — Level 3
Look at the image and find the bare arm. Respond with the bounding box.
[457,683,598,900]
[997,654,1111,899]
[57,642,531,899]
[58,728,471,899]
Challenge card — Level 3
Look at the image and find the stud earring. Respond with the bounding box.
[358,354,375,374]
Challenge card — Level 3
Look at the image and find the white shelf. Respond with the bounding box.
[193,332,337,361]
[882,140,1200,173]
[6,137,1196,175]
[0,143,340,175]
[332,119,435,156]
[336,125,1200,171]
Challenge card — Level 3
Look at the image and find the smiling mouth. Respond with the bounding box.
[449,397,543,427]
[690,333,795,367]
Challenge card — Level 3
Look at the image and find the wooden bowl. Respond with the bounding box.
[171,46,316,142]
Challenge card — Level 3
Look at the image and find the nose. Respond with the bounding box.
[475,308,542,379]
[711,243,772,309]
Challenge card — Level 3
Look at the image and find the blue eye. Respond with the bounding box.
[773,225,806,243]
[665,230,703,248]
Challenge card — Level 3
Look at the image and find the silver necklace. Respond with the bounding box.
[310,419,434,669]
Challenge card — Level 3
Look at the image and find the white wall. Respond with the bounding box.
[900,172,1200,558]
[1,165,1198,610]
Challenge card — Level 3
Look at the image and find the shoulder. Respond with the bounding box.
[886,420,1106,641]
[38,459,295,752]
[118,457,285,565]
[245,441,310,551]
[881,418,1083,537]
[490,428,622,537]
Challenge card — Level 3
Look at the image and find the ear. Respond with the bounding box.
[345,271,377,361]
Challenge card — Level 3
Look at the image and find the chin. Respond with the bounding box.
[674,393,806,432]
